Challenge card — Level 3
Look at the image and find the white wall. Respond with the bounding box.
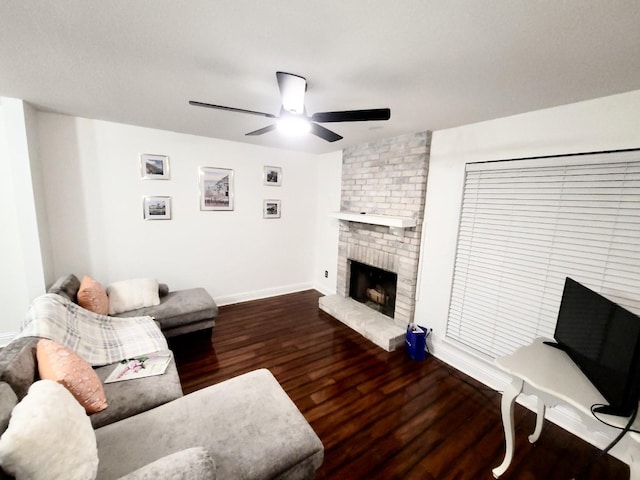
[0,103,30,339]
[35,112,325,308]
[312,150,342,295]
[0,98,52,341]
[24,103,55,287]
[415,88,640,455]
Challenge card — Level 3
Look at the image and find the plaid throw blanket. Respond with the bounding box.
[19,293,168,366]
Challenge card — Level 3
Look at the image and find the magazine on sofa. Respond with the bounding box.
[104,351,173,383]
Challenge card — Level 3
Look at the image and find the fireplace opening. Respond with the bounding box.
[349,260,397,318]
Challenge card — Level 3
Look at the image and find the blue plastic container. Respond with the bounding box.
[406,324,427,361]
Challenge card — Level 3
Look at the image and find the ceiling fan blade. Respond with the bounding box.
[189,101,277,119]
[245,124,277,136]
[276,72,306,115]
[311,108,391,123]
[310,123,343,142]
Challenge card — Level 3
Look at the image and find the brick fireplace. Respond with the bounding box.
[319,131,431,351]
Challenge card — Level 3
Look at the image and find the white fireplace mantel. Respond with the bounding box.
[330,212,417,236]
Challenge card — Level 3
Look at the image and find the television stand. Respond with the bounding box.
[492,337,640,479]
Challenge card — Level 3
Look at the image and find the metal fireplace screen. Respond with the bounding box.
[348,260,397,318]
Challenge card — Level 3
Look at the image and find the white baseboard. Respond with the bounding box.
[430,337,631,463]
[312,283,336,297]
[214,282,316,306]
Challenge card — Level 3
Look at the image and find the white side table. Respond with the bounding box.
[492,337,640,479]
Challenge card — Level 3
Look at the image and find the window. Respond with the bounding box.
[447,150,640,359]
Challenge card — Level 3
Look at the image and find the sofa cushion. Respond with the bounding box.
[48,273,81,302]
[115,288,217,331]
[0,380,99,480]
[37,339,108,414]
[77,276,109,315]
[158,283,170,297]
[117,447,216,480]
[95,369,323,480]
[0,384,18,480]
[90,358,182,429]
[107,279,160,315]
[0,337,39,401]
[0,384,17,437]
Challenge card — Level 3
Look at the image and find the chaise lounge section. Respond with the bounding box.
[48,274,218,338]
[94,368,324,479]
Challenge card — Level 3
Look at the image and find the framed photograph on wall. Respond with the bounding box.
[199,167,234,211]
[143,196,171,220]
[263,199,281,219]
[263,166,282,186]
[140,154,170,180]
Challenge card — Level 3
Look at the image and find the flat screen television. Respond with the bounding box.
[545,277,640,417]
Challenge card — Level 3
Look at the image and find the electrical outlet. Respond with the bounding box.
[324,270,328,278]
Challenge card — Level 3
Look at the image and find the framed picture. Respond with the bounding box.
[263,199,281,219]
[199,167,234,211]
[143,196,171,220]
[140,154,170,180]
[263,166,282,186]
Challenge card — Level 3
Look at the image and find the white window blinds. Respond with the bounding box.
[446,150,640,359]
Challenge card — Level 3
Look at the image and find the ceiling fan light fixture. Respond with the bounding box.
[190,71,390,142]
[277,115,311,136]
[278,72,306,114]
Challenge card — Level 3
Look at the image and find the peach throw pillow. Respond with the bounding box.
[36,339,108,414]
[77,275,109,315]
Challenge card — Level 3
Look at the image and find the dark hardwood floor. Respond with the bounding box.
[169,290,629,480]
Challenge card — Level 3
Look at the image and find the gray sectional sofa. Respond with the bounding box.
[0,276,324,480]
[48,274,218,338]
[0,326,323,479]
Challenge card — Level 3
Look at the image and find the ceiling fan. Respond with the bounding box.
[189,71,391,142]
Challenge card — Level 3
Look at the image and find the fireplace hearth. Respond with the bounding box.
[349,260,397,318]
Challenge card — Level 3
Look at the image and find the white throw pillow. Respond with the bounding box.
[106,278,160,315]
[0,380,98,480]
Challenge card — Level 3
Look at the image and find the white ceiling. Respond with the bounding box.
[1,1,639,154]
